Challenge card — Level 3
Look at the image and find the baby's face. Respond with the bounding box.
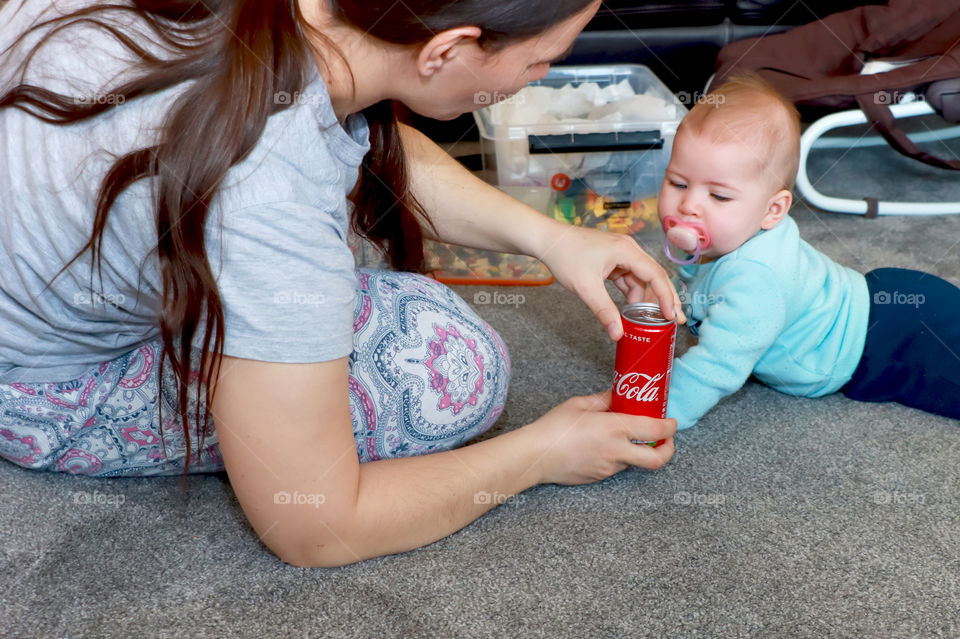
[658,128,783,258]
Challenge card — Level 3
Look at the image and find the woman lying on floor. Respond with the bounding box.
[0,0,682,566]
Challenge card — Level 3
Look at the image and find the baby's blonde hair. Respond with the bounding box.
[680,74,801,191]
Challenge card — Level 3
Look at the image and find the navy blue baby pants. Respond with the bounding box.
[841,268,960,420]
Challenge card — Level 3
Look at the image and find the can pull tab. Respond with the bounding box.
[631,439,667,447]
[662,216,711,265]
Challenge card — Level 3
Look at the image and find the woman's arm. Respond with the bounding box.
[399,124,684,338]
[211,356,676,568]
[398,123,557,257]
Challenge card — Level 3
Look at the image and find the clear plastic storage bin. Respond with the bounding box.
[476,64,686,207]
[423,64,685,286]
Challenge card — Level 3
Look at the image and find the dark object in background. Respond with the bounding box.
[415,0,884,144]
[927,78,960,124]
[713,0,960,171]
[586,0,882,30]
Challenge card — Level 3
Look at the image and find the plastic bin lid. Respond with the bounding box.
[473,64,686,141]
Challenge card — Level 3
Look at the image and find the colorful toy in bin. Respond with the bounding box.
[422,180,662,286]
[424,197,659,285]
[548,174,660,237]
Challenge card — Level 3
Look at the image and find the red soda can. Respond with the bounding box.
[610,302,677,446]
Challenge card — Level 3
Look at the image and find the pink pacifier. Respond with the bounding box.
[662,216,712,265]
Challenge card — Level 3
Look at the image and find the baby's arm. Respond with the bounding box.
[667,260,787,429]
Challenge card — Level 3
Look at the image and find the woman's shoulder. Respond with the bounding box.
[260,71,371,175]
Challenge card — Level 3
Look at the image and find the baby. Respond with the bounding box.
[658,74,960,429]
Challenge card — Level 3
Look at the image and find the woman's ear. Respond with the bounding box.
[416,26,483,77]
[760,189,792,230]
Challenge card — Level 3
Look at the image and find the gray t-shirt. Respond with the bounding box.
[0,0,370,382]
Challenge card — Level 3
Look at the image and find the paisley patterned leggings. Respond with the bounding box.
[0,270,511,477]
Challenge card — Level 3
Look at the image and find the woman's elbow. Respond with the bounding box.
[271,541,359,569]
[260,515,368,568]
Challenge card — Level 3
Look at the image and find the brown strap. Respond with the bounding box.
[856,92,960,171]
[864,197,880,218]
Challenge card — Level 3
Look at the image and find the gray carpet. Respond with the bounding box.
[2,135,960,638]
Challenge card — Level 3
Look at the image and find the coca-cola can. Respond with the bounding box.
[611,302,677,446]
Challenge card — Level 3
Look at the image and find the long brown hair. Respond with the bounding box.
[0,0,595,473]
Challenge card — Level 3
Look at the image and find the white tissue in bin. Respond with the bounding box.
[487,80,679,183]
[488,79,677,124]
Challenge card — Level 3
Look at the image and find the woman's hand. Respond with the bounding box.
[523,390,676,485]
[535,222,685,340]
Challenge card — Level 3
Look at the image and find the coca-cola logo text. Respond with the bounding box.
[614,371,664,402]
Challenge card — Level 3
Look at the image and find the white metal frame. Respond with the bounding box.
[795,100,960,215]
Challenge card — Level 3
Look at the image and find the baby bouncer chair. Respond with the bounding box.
[710,0,960,217]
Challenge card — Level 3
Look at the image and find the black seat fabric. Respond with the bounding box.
[584,0,887,31]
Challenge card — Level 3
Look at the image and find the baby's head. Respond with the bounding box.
[659,74,802,260]
[681,74,801,192]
